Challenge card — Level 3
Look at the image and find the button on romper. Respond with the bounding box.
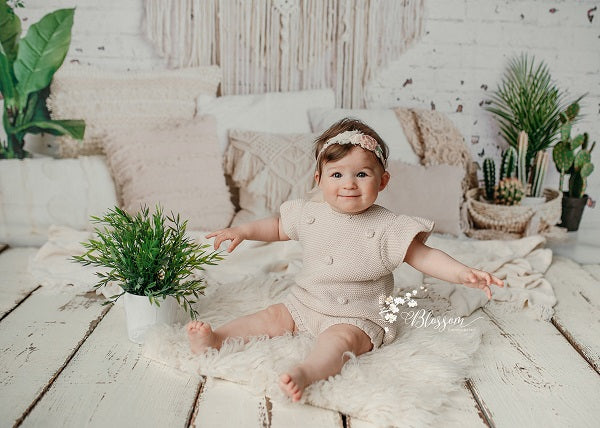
[279,199,434,348]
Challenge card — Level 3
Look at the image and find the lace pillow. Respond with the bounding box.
[48,64,221,158]
[103,116,234,231]
[224,129,316,225]
[376,161,464,236]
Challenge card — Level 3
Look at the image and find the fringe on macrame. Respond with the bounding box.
[143,0,425,108]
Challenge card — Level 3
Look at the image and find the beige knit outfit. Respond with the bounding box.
[280,199,434,347]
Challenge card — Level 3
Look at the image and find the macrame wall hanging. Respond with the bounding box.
[144,0,425,108]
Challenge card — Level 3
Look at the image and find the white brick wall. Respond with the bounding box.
[8,0,600,225]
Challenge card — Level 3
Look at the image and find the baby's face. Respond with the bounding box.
[316,146,389,214]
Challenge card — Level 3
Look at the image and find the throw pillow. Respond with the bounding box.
[0,156,118,246]
[224,129,316,225]
[48,64,222,158]
[308,108,420,164]
[376,160,464,236]
[103,116,234,232]
[197,89,335,153]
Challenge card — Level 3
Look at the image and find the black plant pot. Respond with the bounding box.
[560,193,588,231]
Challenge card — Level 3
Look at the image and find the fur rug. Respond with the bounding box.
[144,266,483,427]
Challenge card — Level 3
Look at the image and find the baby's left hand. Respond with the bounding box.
[459,269,504,300]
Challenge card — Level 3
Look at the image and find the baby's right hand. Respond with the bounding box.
[205,227,246,252]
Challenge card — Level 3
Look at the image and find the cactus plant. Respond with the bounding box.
[553,112,595,198]
[500,146,517,180]
[494,177,524,205]
[517,131,528,193]
[530,151,549,198]
[483,158,496,200]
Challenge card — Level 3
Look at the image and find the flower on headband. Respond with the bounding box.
[358,134,378,151]
[318,130,386,165]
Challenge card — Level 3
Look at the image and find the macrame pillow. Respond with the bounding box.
[308,108,420,165]
[48,63,222,158]
[376,161,464,236]
[224,129,316,225]
[102,116,234,231]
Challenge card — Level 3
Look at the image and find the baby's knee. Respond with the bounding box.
[262,304,294,334]
[329,325,373,355]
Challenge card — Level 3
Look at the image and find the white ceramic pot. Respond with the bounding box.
[123,293,183,344]
[521,196,546,206]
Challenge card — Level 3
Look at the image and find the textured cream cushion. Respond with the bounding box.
[48,64,221,158]
[197,89,335,153]
[103,116,234,231]
[308,108,420,164]
[224,129,316,225]
[376,161,464,236]
[0,156,118,246]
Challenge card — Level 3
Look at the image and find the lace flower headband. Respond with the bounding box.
[317,130,386,167]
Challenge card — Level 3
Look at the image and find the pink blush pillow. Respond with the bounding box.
[376,161,464,236]
[103,116,235,231]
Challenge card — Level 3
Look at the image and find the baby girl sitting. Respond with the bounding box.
[187,118,504,402]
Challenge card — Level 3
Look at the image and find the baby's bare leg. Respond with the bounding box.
[187,303,295,354]
[279,324,373,402]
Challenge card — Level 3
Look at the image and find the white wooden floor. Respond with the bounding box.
[1,234,599,428]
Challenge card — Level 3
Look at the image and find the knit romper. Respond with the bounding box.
[279,199,434,348]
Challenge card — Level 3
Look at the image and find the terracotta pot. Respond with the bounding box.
[559,193,588,231]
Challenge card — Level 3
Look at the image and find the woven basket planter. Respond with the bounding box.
[465,188,562,237]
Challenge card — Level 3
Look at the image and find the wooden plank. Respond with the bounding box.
[270,399,343,428]
[547,257,600,372]
[0,289,109,426]
[21,306,202,428]
[468,305,600,427]
[583,263,600,283]
[0,248,42,319]
[194,377,270,428]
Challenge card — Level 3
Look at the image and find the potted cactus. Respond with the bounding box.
[552,103,596,231]
[482,132,548,206]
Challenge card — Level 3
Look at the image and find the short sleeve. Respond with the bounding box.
[279,199,305,241]
[381,215,435,270]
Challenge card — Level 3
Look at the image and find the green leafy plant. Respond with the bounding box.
[485,53,582,179]
[0,1,85,159]
[72,206,223,320]
[552,102,596,198]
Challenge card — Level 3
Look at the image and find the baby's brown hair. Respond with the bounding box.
[314,118,389,180]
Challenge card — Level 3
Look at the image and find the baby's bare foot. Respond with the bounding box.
[279,367,308,402]
[186,321,220,354]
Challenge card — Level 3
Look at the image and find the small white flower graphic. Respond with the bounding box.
[379,288,425,329]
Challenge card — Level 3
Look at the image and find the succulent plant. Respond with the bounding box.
[483,158,496,200]
[517,131,528,192]
[553,106,595,198]
[494,177,524,205]
[500,146,517,180]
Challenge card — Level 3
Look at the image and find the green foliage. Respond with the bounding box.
[552,105,595,198]
[483,158,496,200]
[494,177,524,206]
[72,206,223,320]
[500,146,517,180]
[0,1,85,159]
[485,53,583,177]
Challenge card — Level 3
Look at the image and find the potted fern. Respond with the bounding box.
[552,103,596,231]
[485,53,583,199]
[72,205,223,344]
[0,1,85,159]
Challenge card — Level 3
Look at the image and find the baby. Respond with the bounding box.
[187,118,504,402]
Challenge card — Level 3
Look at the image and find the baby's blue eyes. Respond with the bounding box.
[330,172,368,178]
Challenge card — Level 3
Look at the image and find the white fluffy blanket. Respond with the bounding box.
[28,225,556,426]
